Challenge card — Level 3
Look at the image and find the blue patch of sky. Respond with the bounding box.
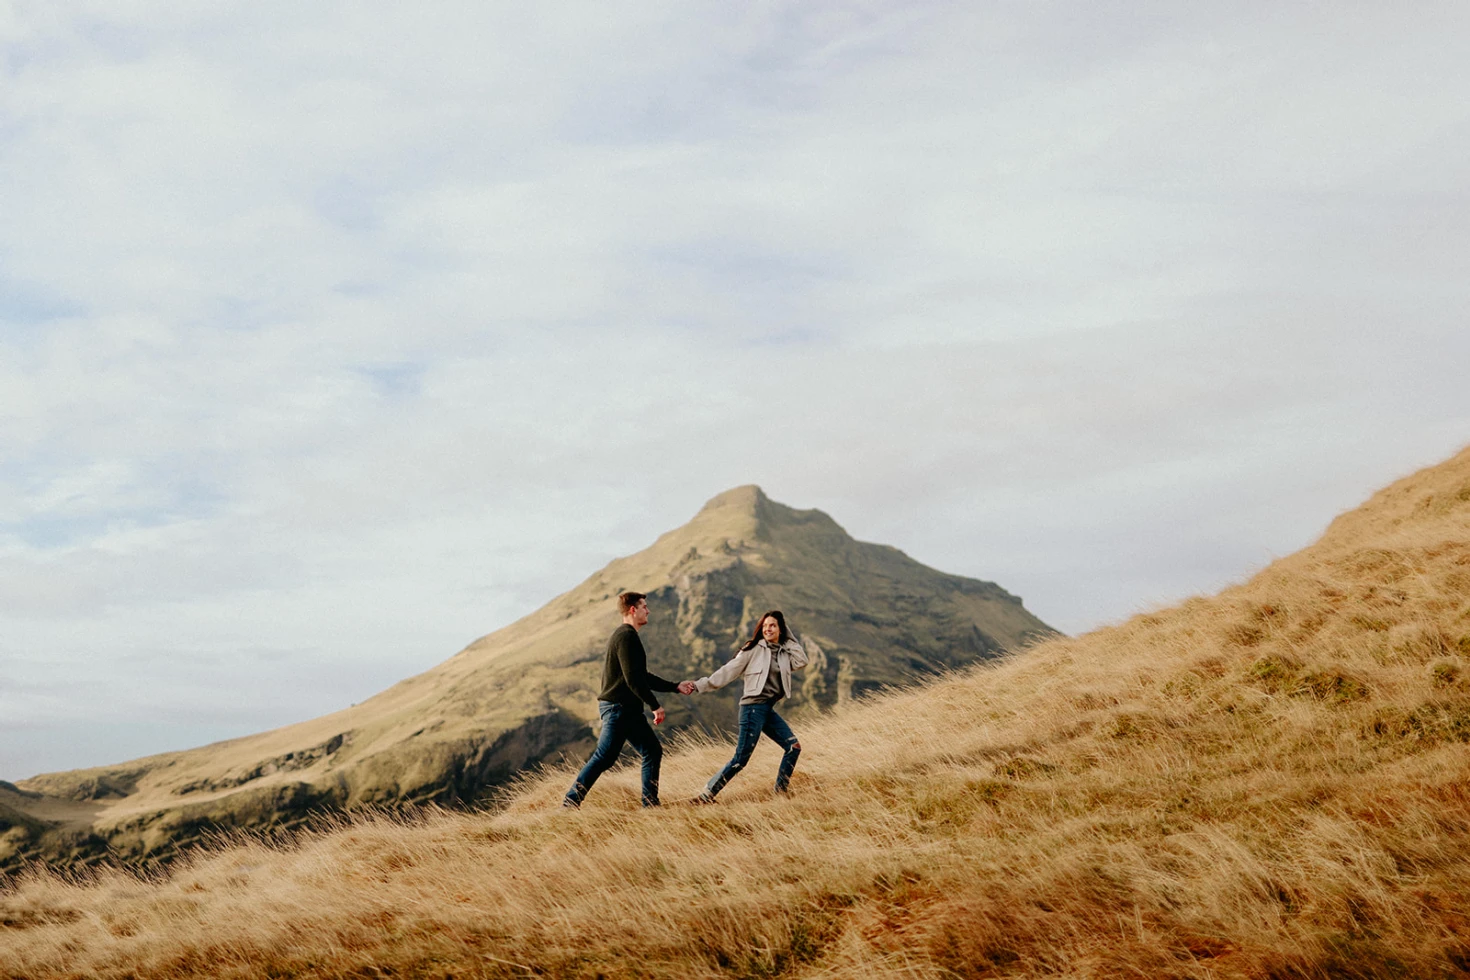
[648,240,844,292]
[642,241,843,347]
[195,292,290,334]
[0,720,276,778]
[331,280,385,299]
[0,458,228,550]
[3,513,124,549]
[732,8,912,111]
[357,362,425,400]
[555,55,829,147]
[559,78,733,145]
[71,16,159,63]
[0,274,87,335]
[313,175,382,234]
[0,41,35,77]
[0,113,36,151]
[0,23,86,77]
[1,503,220,551]
[554,29,774,147]
[546,8,910,148]
[745,326,827,348]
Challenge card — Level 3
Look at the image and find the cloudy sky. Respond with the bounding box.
[3,3,1467,778]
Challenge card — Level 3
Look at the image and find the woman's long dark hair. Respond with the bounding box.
[739,610,790,651]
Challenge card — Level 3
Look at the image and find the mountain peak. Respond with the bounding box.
[678,485,776,543]
[697,484,769,514]
[686,485,839,545]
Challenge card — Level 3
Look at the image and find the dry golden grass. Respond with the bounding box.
[3,448,1469,979]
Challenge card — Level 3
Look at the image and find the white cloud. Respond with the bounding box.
[1,1,1468,777]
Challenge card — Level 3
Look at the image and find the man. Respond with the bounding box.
[563,591,684,808]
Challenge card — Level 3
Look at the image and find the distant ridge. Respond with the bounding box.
[2,486,1055,871]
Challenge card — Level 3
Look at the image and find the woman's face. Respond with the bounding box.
[761,616,781,644]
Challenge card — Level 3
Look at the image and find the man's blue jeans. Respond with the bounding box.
[565,701,663,807]
[705,702,801,798]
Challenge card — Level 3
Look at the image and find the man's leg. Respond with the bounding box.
[564,703,628,807]
[703,704,767,799]
[623,710,664,807]
[762,708,801,793]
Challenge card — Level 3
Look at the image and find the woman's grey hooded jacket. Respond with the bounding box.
[694,636,808,700]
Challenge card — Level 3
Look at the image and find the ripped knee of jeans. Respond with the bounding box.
[789,740,801,753]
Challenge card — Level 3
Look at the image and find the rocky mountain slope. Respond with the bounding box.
[1,486,1054,871]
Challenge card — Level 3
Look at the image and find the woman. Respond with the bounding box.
[681,609,808,802]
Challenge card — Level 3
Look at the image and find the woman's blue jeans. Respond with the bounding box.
[565,701,663,807]
[705,702,801,798]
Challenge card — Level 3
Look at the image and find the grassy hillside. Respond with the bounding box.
[2,449,1468,978]
[2,486,1052,873]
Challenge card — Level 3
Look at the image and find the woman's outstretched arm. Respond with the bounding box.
[693,645,756,693]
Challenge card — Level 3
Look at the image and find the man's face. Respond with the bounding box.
[761,616,780,644]
[630,599,650,627]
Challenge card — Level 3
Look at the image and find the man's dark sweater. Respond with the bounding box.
[599,623,679,709]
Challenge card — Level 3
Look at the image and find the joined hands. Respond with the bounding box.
[677,680,696,695]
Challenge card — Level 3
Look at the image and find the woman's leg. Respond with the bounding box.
[761,708,801,793]
[703,704,767,798]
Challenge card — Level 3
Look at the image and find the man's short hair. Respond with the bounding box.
[617,591,647,614]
